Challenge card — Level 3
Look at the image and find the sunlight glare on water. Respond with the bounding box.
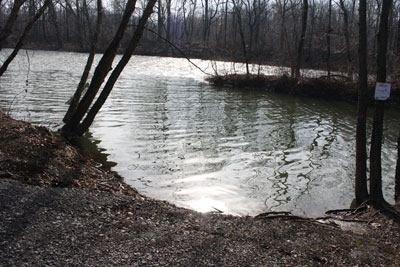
[0,49,399,217]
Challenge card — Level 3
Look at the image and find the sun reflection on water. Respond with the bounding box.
[186,197,228,213]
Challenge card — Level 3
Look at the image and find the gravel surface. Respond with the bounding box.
[1,111,400,266]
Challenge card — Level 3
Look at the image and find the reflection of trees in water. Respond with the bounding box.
[264,97,297,210]
[264,102,340,211]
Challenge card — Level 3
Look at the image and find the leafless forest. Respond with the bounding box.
[2,0,400,75]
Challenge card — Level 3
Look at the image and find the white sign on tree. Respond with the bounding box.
[374,82,391,101]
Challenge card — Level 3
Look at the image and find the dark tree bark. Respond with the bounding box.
[369,0,392,205]
[28,0,40,39]
[0,0,27,51]
[63,0,103,124]
[306,0,315,63]
[82,0,93,42]
[277,0,293,74]
[397,12,400,55]
[278,0,287,50]
[395,133,400,202]
[157,0,163,40]
[48,0,62,49]
[294,0,308,78]
[74,0,84,50]
[64,0,84,50]
[339,0,353,77]
[0,0,51,76]
[62,0,138,136]
[74,0,158,135]
[40,10,48,42]
[355,0,369,205]
[224,0,228,48]
[326,0,332,77]
[64,4,70,41]
[166,0,171,42]
[63,0,157,137]
[202,0,209,43]
[232,0,250,77]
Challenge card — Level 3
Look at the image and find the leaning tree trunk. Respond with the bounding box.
[355,0,369,205]
[0,0,51,77]
[62,0,158,137]
[74,0,158,136]
[62,0,138,136]
[63,0,103,123]
[369,0,392,206]
[295,0,308,78]
[0,0,27,51]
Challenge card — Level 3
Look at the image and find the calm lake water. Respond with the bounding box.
[1,49,399,217]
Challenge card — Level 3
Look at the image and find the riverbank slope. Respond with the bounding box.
[208,74,400,109]
[1,111,399,265]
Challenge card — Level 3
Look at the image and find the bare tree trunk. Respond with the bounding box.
[232,0,250,77]
[65,5,71,41]
[326,0,332,77]
[75,0,84,50]
[0,0,27,50]
[48,0,62,49]
[369,0,392,205]
[166,0,171,42]
[339,0,353,78]
[62,0,138,136]
[82,0,93,42]
[75,0,158,135]
[306,0,315,63]
[166,0,172,55]
[355,0,369,205]
[276,0,293,73]
[295,0,308,78]
[63,0,103,124]
[395,133,400,202]
[157,0,163,40]
[397,12,400,55]
[64,0,84,50]
[224,0,228,48]
[41,10,48,42]
[0,0,51,76]
[279,0,287,50]
[202,0,209,43]
[29,0,39,40]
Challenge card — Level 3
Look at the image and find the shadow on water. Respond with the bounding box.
[1,49,400,216]
[71,132,117,170]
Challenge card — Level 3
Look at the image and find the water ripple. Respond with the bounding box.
[1,49,399,217]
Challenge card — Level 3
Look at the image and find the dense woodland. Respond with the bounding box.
[1,0,400,76]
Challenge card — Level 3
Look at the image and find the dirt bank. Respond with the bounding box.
[1,111,399,266]
[207,74,400,109]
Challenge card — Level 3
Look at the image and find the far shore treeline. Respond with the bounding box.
[1,0,400,77]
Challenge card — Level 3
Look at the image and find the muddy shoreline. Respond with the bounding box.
[1,111,400,265]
